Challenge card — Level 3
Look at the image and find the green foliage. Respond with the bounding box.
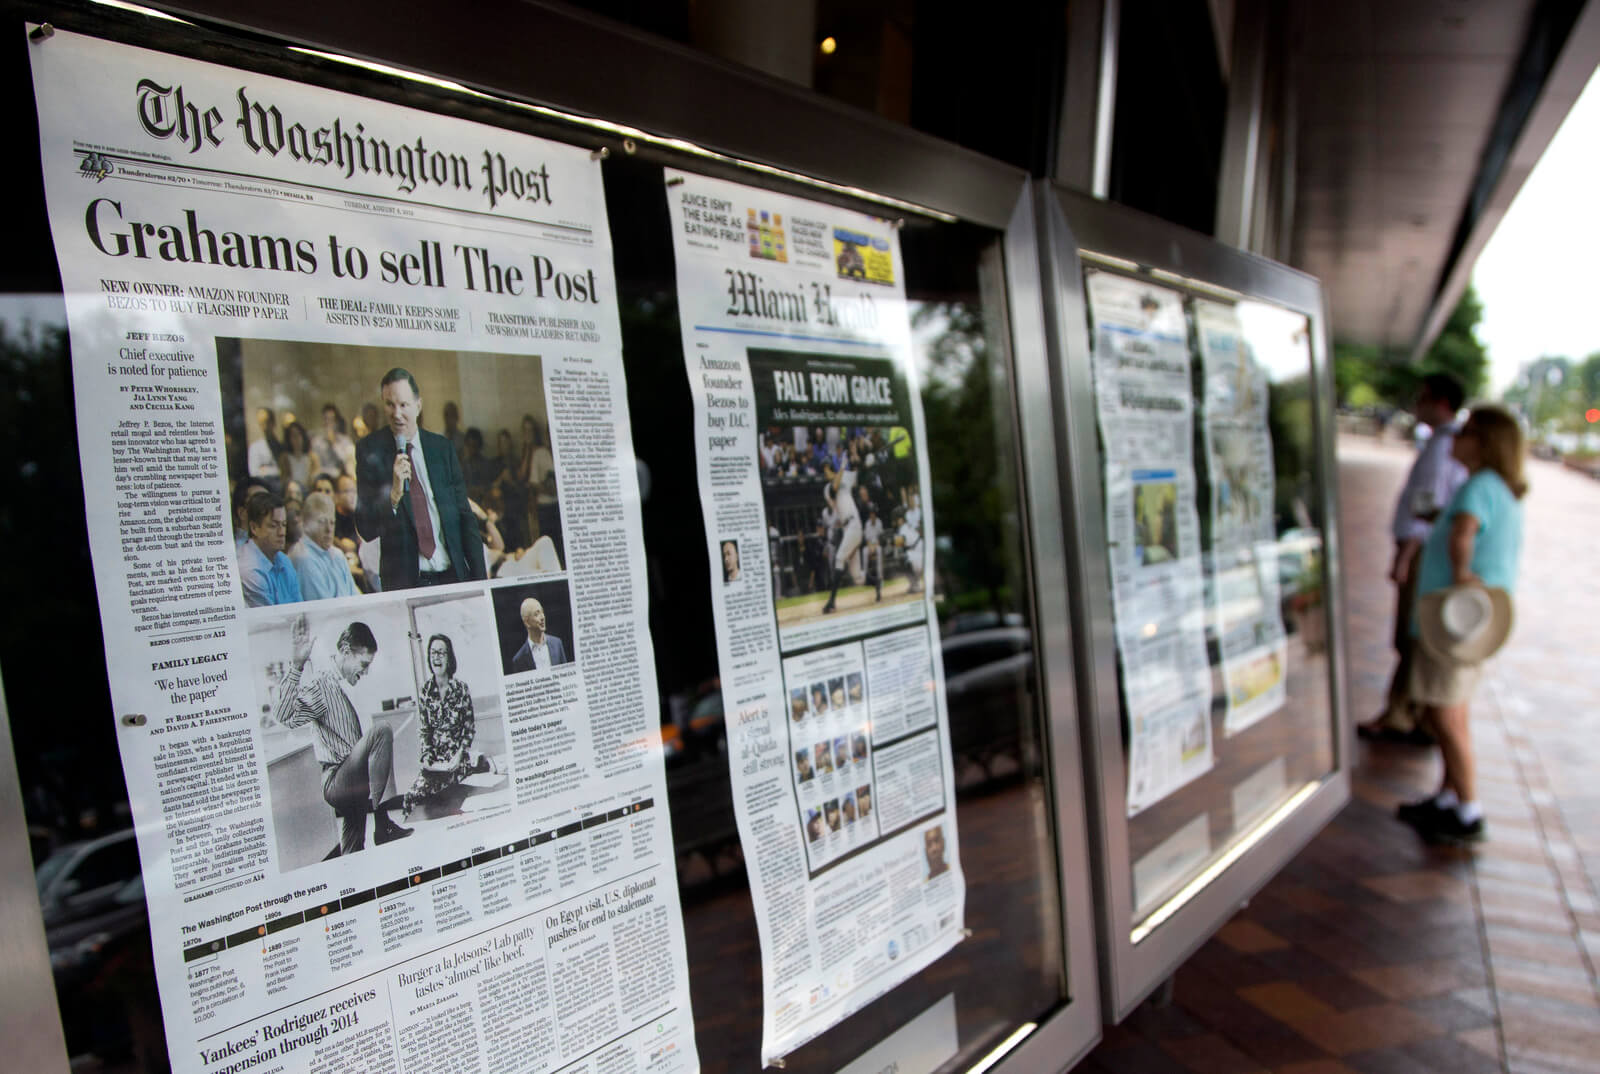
[1332,343,1414,407]
[1420,284,1488,400]
[1332,284,1489,406]
[912,301,1022,619]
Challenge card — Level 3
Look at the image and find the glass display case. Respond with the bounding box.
[1036,183,1350,1018]
[0,3,1101,1071]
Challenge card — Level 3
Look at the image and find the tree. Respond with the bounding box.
[1418,283,1489,400]
[1503,355,1575,431]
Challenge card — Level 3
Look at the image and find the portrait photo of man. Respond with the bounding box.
[814,742,834,775]
[924,824,950,879]
[510,597,570,673]
[806,809,824,842]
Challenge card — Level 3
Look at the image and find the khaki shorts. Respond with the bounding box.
[1408,643,1482,707]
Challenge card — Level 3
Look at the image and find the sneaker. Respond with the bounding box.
[1418,809,1486,847]
[1396,796,1443,825]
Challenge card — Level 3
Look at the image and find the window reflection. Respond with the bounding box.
[1121,291,1335,926]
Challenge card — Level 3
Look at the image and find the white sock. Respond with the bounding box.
[1456,800,1483,824]
[1434,789,1459,808]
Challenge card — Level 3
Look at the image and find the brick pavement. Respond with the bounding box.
[1082,433,1600,1074]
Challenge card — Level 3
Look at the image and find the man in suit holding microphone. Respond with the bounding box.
[356,368,485,591]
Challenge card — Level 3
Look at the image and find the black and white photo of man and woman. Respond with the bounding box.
[251,590,510,872]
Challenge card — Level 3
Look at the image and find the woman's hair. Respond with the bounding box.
[285,421,309,454]
[1463,404,1528,499]
[426,633,458,677]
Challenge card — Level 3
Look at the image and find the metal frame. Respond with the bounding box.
[1054,0,1118,197]
[0,666,71,1074]
[1036,182,1350,1020]
[998,186,1105,1073]
[2,1,1107,1069]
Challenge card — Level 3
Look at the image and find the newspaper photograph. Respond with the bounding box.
[30,27,697,1074]
[1084,270,1214,816]
[665,170,964,1064]
[1194,299,1288,735]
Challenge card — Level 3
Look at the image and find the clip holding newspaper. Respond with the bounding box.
[1083,271,1215,816]
[1193,300,1288,736]
[664,170,965,1065]
[29,27,698,1074]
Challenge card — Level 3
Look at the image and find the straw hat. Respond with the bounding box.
[1417,584,1514,665]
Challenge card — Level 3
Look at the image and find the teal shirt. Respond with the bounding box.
[1415,469,1523,610]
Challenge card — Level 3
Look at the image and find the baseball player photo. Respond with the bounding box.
[747,348,931,637]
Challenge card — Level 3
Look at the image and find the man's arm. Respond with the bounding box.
[354,434,398,544]
[271,615,317,729]
[1390,537,1423,585]
[239,548,272,608]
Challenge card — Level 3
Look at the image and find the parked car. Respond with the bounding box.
[36,827,141,929]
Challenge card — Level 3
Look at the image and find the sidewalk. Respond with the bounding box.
[1083,434,1600,1074]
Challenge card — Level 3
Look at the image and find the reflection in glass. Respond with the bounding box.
[1121,290,1335,927]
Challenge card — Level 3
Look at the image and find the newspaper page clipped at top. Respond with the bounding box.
[664,170,964,1064]
[1084,271,1214,816]
[1194,299,1288,735]
[29,28,698,1074]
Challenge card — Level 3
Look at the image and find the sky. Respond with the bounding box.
[1473,65,1600,395]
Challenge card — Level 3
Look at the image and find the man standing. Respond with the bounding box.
[273,615,411,854]
[248,407,284,484]
[820,449,863,614]
[291,492,359,601]
[441,401,466,460]
[238,492,302,608]
[861,500,884,603]
[1359,372,1468,743]
[895,509,926,594]
[355,368,485,591]
[511,597,570,672]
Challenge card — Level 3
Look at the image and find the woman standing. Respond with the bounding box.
[1399,405,1526,845]
[403,634,491,819]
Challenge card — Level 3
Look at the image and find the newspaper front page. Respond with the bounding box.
[1194,299,1288,735]
[1084,271,1214,816]
[29,28,698,1074]
[664,170,964,1064]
